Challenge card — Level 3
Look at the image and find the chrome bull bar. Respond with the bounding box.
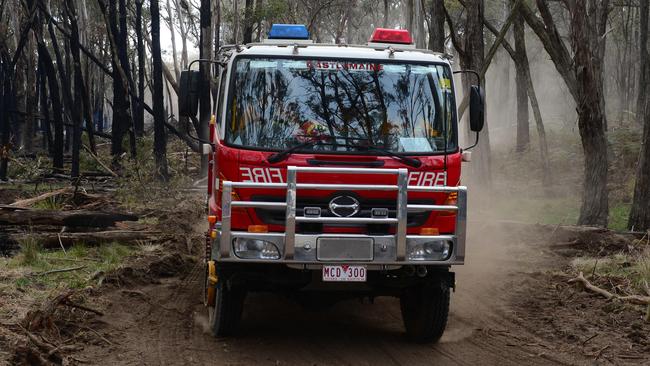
[218,166,467,266]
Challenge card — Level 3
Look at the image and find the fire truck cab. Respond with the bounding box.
[179,24,484,343]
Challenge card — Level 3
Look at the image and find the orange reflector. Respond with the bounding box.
[207,215,217,224]
[248,225,268,233]
[210,230,217,239]
[420,227,440,236]
[445,192,458,205]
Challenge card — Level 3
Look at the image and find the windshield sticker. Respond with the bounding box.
[383,65,407,73]
[440,78,451,90]
[399,137,434,152]
[282,60,309,69]
[249,60,278,69]
[306,61,383,72]
[410,65,437,74]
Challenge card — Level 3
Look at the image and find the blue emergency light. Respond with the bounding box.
[268,24,310,40]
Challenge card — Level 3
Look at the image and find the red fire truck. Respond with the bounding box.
[179,24,484,343]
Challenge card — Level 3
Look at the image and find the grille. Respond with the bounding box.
[251,195,434,227]
[317,237,374,261]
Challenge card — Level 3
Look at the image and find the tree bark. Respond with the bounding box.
[243,0,254,44]
[22,34,35,153]
[629,0,650,231]
[135,0,146,136]
[36,42,64,171]
[254,0,264,41]
[104,0,127,161]
[199,0,212,176]
[427,0,445,52]
[638,0,649,123]
[513,1,529,152]
[383,0,389,28]
[570,0,609,226]
[166,0,180,81]
[460,0,492,188]
[151,0,169,180]
[118,0,137,158]
[65,0,83,178]
[521,1,609,226]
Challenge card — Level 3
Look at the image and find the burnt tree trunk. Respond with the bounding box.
[23,35,36,153]
[513,2,529,152]
[135,0,145,136]
[38,58,52,151]
[118,0,137,158]
[151,0,169,180]
[638,0,649,123]
[65,0,83,178]
[104,0,127,162]
[36,42,64,171]
[0,55,11,181]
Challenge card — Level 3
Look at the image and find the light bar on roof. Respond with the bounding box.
[268,24,310,40]
[369,28,413,45]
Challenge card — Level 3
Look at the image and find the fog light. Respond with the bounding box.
[233,238,280,259]
[407,240,451,261]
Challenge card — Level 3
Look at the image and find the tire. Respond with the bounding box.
[400,280,450,343]
[208,281,246,337]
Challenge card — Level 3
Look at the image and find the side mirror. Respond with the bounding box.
[469,85,485,132]
[179,70,201,118]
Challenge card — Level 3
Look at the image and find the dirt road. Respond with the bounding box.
[73,222,584,366]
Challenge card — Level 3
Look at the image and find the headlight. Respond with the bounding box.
[233,238,281,259]
[407,240,451,261]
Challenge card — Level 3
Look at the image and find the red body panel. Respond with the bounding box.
[209,130,461,235]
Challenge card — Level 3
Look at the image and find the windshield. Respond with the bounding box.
[226,57,457,154]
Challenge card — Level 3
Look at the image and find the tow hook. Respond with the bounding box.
[416,266,428,277]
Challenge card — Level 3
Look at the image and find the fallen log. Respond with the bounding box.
[8,188,73,208]
[26,230,161,248]
[0,209,138,227]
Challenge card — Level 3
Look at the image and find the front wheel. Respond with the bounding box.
[400,280,450,343]
[208,281,246,337]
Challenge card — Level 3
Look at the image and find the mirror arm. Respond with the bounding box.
[452,69,481,88]
[463,131,480,151]
[188,58,228,70]
[185,115,214,146]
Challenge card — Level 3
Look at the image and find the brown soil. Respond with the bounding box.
[3,213,648,365]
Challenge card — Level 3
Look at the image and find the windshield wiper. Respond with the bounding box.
[267,138,422,168]
[360,145,422,168]
[267,140,321,163]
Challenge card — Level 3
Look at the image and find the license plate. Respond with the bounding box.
[322,265,367,282]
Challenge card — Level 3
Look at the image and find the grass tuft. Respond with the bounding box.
[17,236,42,266]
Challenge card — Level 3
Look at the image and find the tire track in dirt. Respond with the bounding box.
[75,221,584,365]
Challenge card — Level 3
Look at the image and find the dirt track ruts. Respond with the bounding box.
[75,222,581,365]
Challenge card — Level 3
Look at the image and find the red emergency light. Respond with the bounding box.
[369,28,413,45]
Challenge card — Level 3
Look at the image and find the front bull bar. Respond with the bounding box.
[216,166,467,266]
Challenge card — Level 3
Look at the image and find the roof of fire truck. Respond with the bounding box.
[218,24,452,65]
